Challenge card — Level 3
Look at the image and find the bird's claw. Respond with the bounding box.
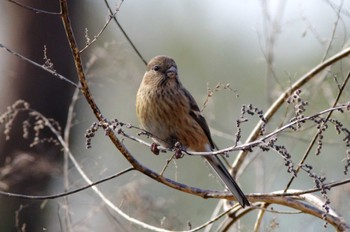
[174,141,184,159]
[150,143,160,155]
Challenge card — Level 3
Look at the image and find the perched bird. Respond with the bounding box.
[136,55,250,207]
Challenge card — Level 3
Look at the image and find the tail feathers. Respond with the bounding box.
[205,156,250,207]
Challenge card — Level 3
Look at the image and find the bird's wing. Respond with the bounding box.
[182,88,216,149]
[182,87,250,207]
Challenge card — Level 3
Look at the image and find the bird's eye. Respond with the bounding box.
[152,65,160,71]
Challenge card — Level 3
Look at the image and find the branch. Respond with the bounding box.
[9,0,60,15]
[103,0,147,65]
[285,71,350,190]
[185,103,349,156]
[0,43,79,88]
[232,46,350,177]
[0,167,134,200]
[79,1,124,53]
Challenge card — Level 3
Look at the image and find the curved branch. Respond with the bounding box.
[219,198,348,232]
[285,71,350,190]
[0,167,134,200]
[232,46,350,177]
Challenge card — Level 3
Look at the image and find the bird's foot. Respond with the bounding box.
[174,142,184,159]
[150,143,160,155]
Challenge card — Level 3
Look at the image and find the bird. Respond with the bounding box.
[136,55,250,207]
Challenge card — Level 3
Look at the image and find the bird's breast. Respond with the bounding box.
[136,85,209,151]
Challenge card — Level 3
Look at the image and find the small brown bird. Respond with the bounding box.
[136,55,249,207]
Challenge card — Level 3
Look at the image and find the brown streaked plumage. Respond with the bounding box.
[136,55,249,207]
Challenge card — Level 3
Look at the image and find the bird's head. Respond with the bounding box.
[142,55,180,87]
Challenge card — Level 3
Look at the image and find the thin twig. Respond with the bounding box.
[321,0,345,61]
[103,0,147,65]
[62,86,80,232]
[159,153,176,176]
[260,0,287,103]
[0,43,79,88]
[232,46,350,178]
[0,166,134,200]
[79,1,125,53]
[284,71,350,191]
[9,0,60,15]
[254,203,268,232]
[186,103,349,156]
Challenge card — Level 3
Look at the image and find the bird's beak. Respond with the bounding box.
[166,66,177,78]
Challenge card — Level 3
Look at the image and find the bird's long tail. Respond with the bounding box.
[205,155,250,207]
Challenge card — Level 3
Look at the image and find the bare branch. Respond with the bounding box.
[79,1,125,53]
[0,167,134,200]
[103,0,147,65]
[9,0,60,15]
[285,71,350,190]
[0,43,79,88]
[186,103,350,156]
[232,46,350,178]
